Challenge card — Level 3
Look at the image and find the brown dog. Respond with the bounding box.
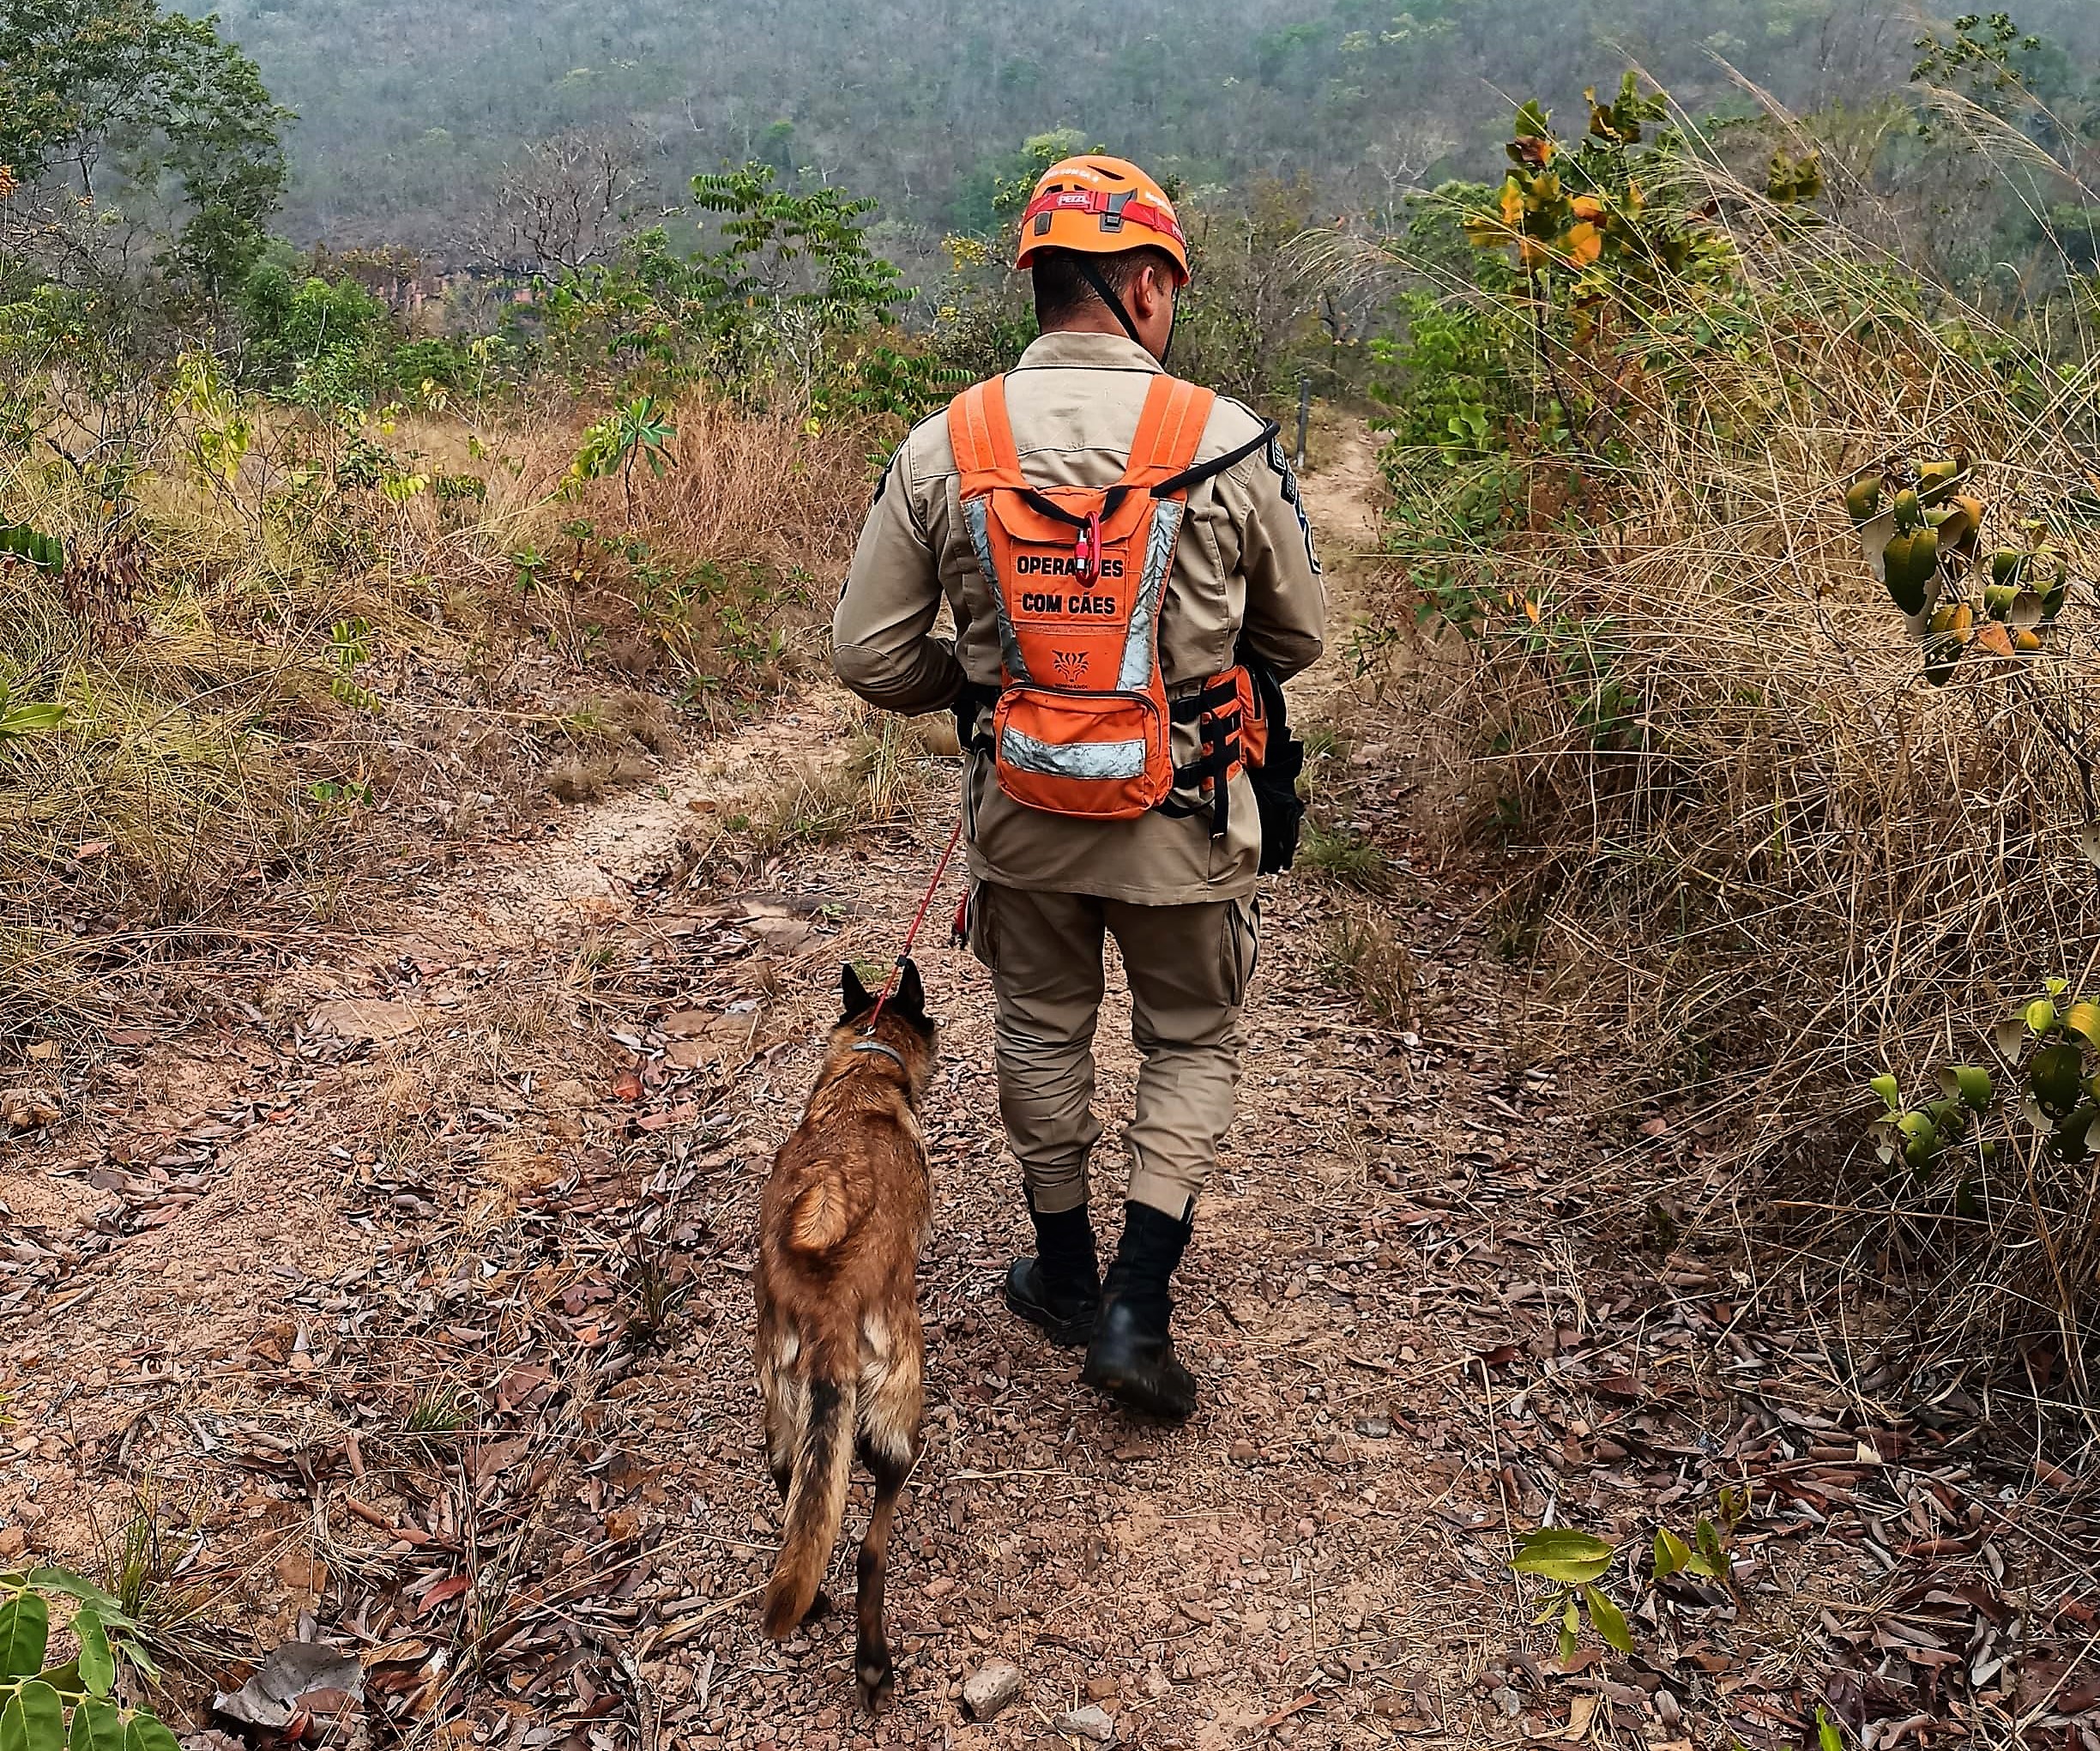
[755,960,934,1708]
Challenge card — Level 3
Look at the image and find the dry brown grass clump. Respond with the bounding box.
[1385,217,2100,1404]
[0,389,878,1053]
[608,395,873,576]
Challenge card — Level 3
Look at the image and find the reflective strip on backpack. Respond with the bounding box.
[999,724,1149,782]
[1118,499,1183,691]
[963,497,1032,683]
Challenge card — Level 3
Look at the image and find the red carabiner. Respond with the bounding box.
[1073,510,1102,583]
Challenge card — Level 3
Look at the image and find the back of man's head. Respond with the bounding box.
[1031,245,1181,331]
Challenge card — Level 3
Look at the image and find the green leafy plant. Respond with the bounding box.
[307,779,374,809]
[1513,1507,1743,1663]
[168,352,255,488]
[510,546,547,595]
[0,678,67,743]
[0,1564,180,1750]
[0,523,64,574]
[1510,1528,1631,1659]
[1842,451,2064,683]
[326,617,382,712]
[1650,1516,1733,1583]
[1871,979,2100,1180]
[569,395,677,514]
[1867,1060,1994,1181]
[1461,75,1735,298]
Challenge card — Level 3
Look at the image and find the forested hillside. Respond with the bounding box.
[184,0,2100,252]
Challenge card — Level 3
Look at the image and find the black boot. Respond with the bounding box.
[1082,1201,1198,1422]
[1004,1199,1101,1347]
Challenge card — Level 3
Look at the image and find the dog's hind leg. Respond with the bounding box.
[854,1326,923,1711]
[854,1442,912,1711]
[759,1362,798,1501]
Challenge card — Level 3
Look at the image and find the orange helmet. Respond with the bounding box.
[1014,154,1189,283]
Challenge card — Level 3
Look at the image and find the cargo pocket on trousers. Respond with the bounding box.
[1221,895,1261,1007]
[965,879,999,972]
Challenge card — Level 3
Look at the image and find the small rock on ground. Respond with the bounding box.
[1062,1703,1116,1743]
[961,1661,1024,1722]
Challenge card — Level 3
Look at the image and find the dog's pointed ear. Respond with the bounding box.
[892,957,926,1020]
[841,962,873,1017]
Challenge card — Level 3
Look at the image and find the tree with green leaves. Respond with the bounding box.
[0,0,288,293]
[537,162,907,396]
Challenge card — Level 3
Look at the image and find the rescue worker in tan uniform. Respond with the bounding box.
[832,156,1325,1420]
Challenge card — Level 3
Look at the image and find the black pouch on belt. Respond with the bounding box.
[1237,641,1306,876]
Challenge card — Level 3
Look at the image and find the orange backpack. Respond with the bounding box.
[949,373,1258,827]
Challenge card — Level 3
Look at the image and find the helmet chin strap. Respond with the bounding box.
[1076,257,1175,366]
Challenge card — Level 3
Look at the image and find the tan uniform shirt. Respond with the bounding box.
[833,331,1327,905]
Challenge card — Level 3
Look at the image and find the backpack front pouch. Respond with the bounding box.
[993,683,1172,820]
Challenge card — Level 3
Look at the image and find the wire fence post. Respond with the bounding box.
[1294,373,1311,473]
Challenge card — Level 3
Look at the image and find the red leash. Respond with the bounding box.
[864,808,967,1032]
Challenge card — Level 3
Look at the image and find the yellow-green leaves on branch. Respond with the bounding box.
[1916,455,1970,507]
[1584,75,1658,147]
[1766,149,1825,206]
[1882,522,1939,616]
[326,618,383,714]
[0,1590,46,1677]
[1867,1068,1976,1179]
[1840,452,2066,683]
[0,1680,63,1750]
[567,395,679,520]
[1510,1529,1631,1660]
[168,353,253,487]
[1512,1528,1614,1585]
[1935,1065,1994,1112]
[1881,981,2100,1189]
[1461,74,1729,296]
[570,396,677,487]
[1652,1518,1733,1582]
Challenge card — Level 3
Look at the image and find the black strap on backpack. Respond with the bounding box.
[1239,642,1305,874]
[951,679,1000,758]
[1163,675,1247,842]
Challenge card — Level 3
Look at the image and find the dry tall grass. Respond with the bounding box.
[1386,166,2100,1407]
[0,385,874,1049]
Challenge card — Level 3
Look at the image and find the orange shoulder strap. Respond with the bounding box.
[1125,376,1216,489]
[946,377,1026,492]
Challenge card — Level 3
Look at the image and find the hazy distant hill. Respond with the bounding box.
[184,0,2100,254]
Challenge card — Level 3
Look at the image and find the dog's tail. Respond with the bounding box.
[784,1167,852,1254]
[761,1371,857,1639]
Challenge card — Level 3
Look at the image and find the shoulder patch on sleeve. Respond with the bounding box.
[1265,434,1323,577]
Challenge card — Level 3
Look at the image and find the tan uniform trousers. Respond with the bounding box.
[969,882,1260,1222]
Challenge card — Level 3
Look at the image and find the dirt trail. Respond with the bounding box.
[0,433,1988,1750]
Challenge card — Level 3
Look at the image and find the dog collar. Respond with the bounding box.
[850,1039,906,1069]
